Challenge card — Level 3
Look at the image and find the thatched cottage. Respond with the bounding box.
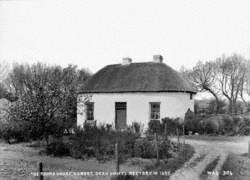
[77,55,196,129]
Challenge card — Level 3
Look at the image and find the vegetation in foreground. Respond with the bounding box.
[45,122,175,161]
[111,144,195,180]
[219,153,250,180]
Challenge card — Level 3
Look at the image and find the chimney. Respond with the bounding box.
[153,55,163,63]
[122,57,132,65]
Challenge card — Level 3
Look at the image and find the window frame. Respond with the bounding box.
[85,102,94,121]
[149,102,161,121]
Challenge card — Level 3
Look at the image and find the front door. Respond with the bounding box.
[115,102,127,130]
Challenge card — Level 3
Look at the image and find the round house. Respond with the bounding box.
[77,55,196,129]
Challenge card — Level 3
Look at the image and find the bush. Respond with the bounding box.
[158,140,172,159]
[134,138,172,159]
[239,116,250,135]
[134,138,156,158]
[67,124,173,161]
[46,140,70,156]
[1,121,30,143]
[148,120,162,134]
[195,114,250,135]
[162,117,182,136]
[184,109,203,134]
[202,118,220,134]
[144,143,194,180]
[131,122,141,135]
[68,125,140,161]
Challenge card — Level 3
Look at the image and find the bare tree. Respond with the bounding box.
[240,59,250,110]
[215,54,247,114]
[181,61,220,114]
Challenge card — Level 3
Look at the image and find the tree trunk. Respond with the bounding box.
[44,134,49,145]
[206,88,220,114]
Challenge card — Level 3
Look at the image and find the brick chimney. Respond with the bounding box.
[153,55,163,63]
[122,57,132,65]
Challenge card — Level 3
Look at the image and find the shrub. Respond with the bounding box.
[158,140,172,159]
[134,138,171,159]
[184,109,203,134]
[69,125,140,161]
[46,140,70,156]
[203,118,220,134]
[162,117,182,136]
[238,116,250,135]
[134,138,156,158]
[68,124,172,161]
[148,120,162,134]
[1,121,30,143]
[117,130,138,158]
[144,143,194,180]
[131,122,141,135]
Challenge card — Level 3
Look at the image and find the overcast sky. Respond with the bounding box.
[1,0,250,73]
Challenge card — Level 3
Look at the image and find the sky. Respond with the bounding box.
[1,0,250,73]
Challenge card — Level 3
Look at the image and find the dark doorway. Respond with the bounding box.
[115,102,127,130]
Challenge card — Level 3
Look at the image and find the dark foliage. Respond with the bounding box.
[134,138,172,159]
[148,120,162,134]
[1,120,30,143]
[141,144,194,180]
[46,140,70,157]
[147,118,184,137]
[134,138,155,158]
[68,125,140,160]
[62,123,172,161]
[162,117,183,135]
[184,107,250,135]
[4,63,91,143]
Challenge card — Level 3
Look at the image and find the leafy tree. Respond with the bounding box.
[6,63,91,143]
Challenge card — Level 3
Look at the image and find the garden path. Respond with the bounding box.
[169,136,250,180]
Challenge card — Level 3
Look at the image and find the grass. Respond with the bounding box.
[134,144,195,180]
[185,135,250,142]
[189,154,206,168]
[219,153,250,180]
[200,156,220,180]
[0,141,144,180]
[202,156,220,173]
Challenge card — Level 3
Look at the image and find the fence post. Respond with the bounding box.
[38,162,43,180]
[182,125,185,145]
[164,123,167,140]
[154,133,159,164]
[177,128,180,151]
[115,143,119,172]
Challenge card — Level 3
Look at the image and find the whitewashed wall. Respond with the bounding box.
[77,92,194,128]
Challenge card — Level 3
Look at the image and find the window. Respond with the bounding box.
[150,102,160,120]
[86,102,94,120]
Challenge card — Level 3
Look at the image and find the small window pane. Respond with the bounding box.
[150,102,160,120]
[86,102,94,120]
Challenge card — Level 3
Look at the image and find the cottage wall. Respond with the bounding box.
[77,92,194,128]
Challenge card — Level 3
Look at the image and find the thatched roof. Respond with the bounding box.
[80,62,196,93]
